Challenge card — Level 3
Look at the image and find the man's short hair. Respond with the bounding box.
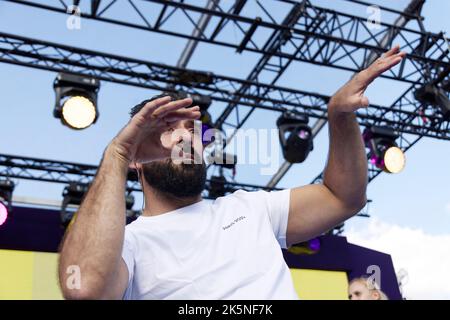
[129,92,188,118]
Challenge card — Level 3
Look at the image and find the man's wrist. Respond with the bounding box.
[327,103,356,119]
[104,141,132,174]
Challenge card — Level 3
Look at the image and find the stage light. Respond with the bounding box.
[61,182,89,228]
[176,92,212,121]
[197,104,214,146]
[414,84,450,119]
[125,193,138,220]
[172,70,214,85]
[175,91,214,145]
[60,183,136,228]
[383,146,405,174]
[190,93,212,112]
[363,126,405,174]
[0,201,8,226]
[53,73,100,130]
[0,180,15,226]
[277,111,313,163]
[206,150,237,170]
[125,193,135,211]
[61,96,97,129]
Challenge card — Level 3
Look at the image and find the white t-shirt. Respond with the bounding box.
[121,189,298,300]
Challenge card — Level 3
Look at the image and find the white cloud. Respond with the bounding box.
[345,219,450,300]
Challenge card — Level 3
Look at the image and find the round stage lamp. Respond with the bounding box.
[61,96,97,129]
[384,146,405,174]
[0,201,8,226]
[53,73,100,130]
[364,126,405,174]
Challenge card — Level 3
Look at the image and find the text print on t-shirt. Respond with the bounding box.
[222,216,246,231]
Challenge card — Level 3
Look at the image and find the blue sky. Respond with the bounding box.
[0,0,449,297]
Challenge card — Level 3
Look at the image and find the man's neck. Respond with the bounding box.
[141,188,202,217]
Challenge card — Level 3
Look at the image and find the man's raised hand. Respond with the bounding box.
[328,45,406,114]
[109,96,201,165]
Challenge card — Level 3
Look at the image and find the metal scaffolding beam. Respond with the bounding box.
[266,0,429,188]
[0,0,447,230]
[3,0,449,84]
[214,1,318,130]
[0,30,448,191]
[4,0,450,189]
[311,84,438,184]
[0,31,448,142]
[207,1,315,174]
[176,0,220,68]
[0,153,371,218]
[0,153,280,200]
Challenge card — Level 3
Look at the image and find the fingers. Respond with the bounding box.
[164,107,201,122]
[383,44,400,58]
[377,51,405,74]
[381,45,405,63]
[395,50,407,59]
[359,46,406,85]
[135,96,172,119]
[152,97,193,119]
[380,45,406,67]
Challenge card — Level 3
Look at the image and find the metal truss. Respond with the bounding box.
[312,70,450,186]
[0,154,280,200]
[214,1,321,134]
[0,0,449,209]
[7,0,449,140]
[0,153,374,217]
[0,31,449,141]
[265,0,428,188]
[4,0,449,85]
[312,129,424,184]
[210,0,448,184]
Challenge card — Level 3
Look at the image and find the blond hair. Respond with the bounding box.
[349,277,389,300]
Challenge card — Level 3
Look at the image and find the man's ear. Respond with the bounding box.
[128,162,144,185]
[137,163,145,186]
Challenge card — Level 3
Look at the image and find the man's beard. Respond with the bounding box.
[141,159,206,199]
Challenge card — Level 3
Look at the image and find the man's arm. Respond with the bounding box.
[58,147,130,299]
[286,45,406,246]
[58,96,200,299]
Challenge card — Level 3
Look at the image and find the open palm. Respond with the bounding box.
[111,96,201,165]
[329,45,406,113]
